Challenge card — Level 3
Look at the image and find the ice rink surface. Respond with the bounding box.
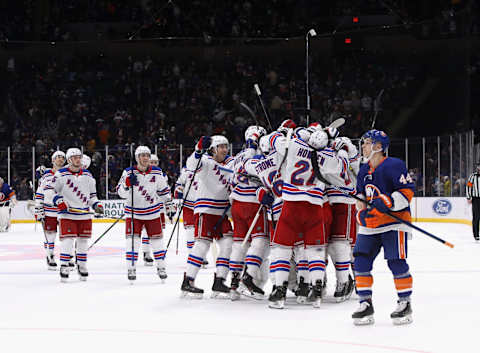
[1,221,479,353]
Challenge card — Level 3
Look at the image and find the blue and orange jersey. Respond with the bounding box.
[356,157,415,234]
[0,182,15,202]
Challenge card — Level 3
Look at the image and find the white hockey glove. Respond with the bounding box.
[35,205,45,222]
[333,137,358,159]
[164,200,176,221]
[325,126,339,140]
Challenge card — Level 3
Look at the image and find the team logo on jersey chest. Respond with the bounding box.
[365,184,381,200]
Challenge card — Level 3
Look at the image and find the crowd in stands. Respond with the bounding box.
[2,44,424,200]
[6,0,476,42]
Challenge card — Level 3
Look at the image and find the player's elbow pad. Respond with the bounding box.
[390,191,409,211]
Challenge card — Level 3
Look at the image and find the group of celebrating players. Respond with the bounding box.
[33,118,415,326]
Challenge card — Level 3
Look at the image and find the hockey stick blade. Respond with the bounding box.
[328,117,345,129]
[240,102,260,126]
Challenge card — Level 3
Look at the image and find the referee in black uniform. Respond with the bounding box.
[466,163,480,241]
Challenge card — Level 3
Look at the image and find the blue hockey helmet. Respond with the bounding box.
[361,129,389,151]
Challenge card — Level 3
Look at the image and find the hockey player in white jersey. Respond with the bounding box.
[241,135,284,299]
[35,150,66,270]
[52,148,104,282]
[246,123,322,304]
[140,153,175,266]
[181,135,235,298]
[265,128,348,309]
[117,146,172,283]
[228,125,267,300]
[326,135,360,302]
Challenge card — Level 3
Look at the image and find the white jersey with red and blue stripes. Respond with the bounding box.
[268,132,326,206]
[325,149,358,205]
[229,147,258,203]
[52,168,99,220]
[175,167,198,210]
[243,150,284,221]
[186,151,235,216]
[268,132,349,206]
[35,169,59,217]
[117,166,171,220]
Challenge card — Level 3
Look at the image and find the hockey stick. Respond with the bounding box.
[212,204,231,236]
[242,204,263,246]
[309,152,454,248]
[175,206,180,255]
[166,153,204,250]
[371,89,384,129]
[129,144,135,266]
[253,84,274,131]
[88,216,124,250]
[240,102,261,128]
[28,181,37,232]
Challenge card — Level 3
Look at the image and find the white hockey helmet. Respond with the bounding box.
[135,145,151,163]
[51,150,66,163]
[294,127,311,142]
[308,130,329,150]
[244,125,267,141]
[210,135,229,150]
[259,135,271,155]
[81,154,91,169]
[150,154,159,162]
[66,148,82,164]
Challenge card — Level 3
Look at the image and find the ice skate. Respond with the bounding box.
[391,300,413,325]
[241,271,265,300]
[268,282,287,309]
[46,255,57,271]
[295,277,309,304]
[230,272,241,301]
[127,268,136,284]
[77,264,88,281]
[211,273,230,299]
[60,265,69,283]
[334,274,354,303]
[156,267,167,283]
[181,273,203,299]
[352,299,375,325]
[68,260,75,268]
[309,279,323,308]
[143,252,154,266]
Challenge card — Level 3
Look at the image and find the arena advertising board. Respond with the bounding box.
[10,198,473,225]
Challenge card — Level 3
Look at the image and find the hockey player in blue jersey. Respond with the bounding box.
[352,130,415,326]
[0,177,17,232]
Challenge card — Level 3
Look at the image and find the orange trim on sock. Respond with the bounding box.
[355,275,373,288]
[394,276,412,291]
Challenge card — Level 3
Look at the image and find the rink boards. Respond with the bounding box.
[9,197,473,225]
